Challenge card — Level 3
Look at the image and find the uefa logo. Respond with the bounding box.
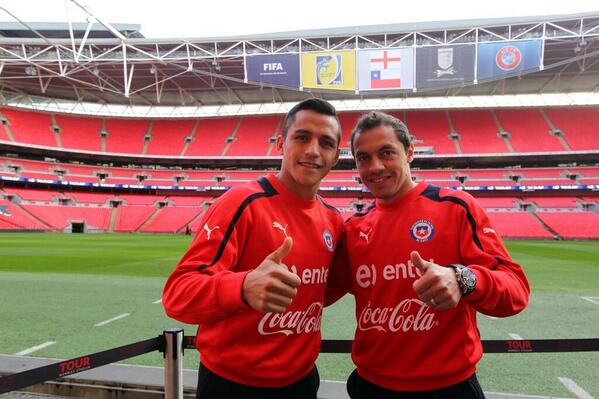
[322,228,335,252]
[495,46,522,71]
[410,219,435,242]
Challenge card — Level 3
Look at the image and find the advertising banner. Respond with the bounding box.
[301,51,356,91]
[477,40,542,81]
[415,45,475,89]
[245,54,300,87]
[358,48,414,91]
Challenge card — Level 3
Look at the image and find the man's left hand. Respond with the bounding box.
[411,251,461,310]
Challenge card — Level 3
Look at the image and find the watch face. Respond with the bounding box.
[462,268,476,289]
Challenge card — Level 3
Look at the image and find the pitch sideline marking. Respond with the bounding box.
[152,299,162,304]
[558,377,593,399]
[15,341,56,356]
[485,315,499,320]
[580,296,599,306]
[94,313,131,327]
[509,333,524,340]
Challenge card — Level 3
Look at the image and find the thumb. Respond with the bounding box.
[410,251,429,274]
[268,237,293,264]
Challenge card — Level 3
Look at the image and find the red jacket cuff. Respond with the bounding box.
[217,271,251,314]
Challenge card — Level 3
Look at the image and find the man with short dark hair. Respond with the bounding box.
[328,111,530,398]
[163,98,344,399]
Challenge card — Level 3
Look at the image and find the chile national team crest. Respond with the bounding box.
[322,228,334,252]
[495,46,522,71]
[410,219,435,242]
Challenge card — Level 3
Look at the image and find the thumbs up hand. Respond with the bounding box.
[411,251,461,310]
[242,237,301,313]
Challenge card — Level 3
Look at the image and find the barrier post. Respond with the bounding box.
[163,328,183,399]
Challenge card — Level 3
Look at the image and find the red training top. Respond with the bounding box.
[327,181,530,391]
[163,174,343,387]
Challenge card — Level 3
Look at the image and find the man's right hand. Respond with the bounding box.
[242,237,301,313]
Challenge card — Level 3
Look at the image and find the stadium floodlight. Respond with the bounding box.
[149,66,156,75]
[24,66,37,76]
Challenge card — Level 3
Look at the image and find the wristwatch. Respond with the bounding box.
[448,264,476,296]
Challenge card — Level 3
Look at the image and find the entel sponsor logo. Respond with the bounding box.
[507,340,532,352]
[58,356,91,377]
[258,302,323,336]
[358,299,438,333]
[355,260,430,288]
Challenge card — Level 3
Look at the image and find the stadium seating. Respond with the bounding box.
[450,110,508,154]
[0,108,56,147]
[21,204,111,231]
[524,196,579,208]
[55,114,103,152]
[105,118,148,154]
[185,117,239,156]
[536,212,599,239]
[226,116,280,156]
[544,107,599,150]
[403,111,456,154]
[0,199,48,230]
[494,109,564,152]
[145,120,196,156]
[140,206,204,233]
[114,205,157,232]
[486,211,554,239]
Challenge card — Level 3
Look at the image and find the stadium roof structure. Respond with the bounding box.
[1,9,599,116]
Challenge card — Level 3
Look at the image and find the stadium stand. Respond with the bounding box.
[55,113,103,152]
[4,188,63,202]
[114,205,157,232]
[486,211,554,239]
[524,196,580,208]
[403,110,456,154]
[536,212,599,239]
[0,108,56,147]
[226,116,280,156]
[20,204,111,231]
[146,119,196,156]
[0,199,48,230]
[494,109,565,152]
[185,117,240,156]
[140,206,204,233]
[105,118,148,154]
[450,110,508,154]
[337,112,362,149]
[544,107,599,150]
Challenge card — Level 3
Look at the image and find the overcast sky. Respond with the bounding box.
[1,0,598,38]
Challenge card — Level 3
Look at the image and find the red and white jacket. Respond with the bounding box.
[327,181,530,391]
[163,174,343,387]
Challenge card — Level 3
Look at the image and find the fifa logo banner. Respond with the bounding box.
[415,45,475,89]
[245,54,300,88]
[477,40,542,81]
[301,51,356,91]
[358,48,414,91]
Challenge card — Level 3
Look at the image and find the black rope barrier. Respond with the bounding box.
[2,336,599,395]
[182,337,599,354]
[0,336,161,395]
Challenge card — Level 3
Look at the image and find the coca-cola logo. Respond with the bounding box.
[258,302,323,336]
[358,299,438,333]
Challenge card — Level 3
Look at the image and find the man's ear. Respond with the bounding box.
[275,135,285,155]
[406,144,415,163]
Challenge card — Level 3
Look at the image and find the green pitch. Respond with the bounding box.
[0,233,598,397]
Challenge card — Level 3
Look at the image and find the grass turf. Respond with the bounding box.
[0,233,598,397]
